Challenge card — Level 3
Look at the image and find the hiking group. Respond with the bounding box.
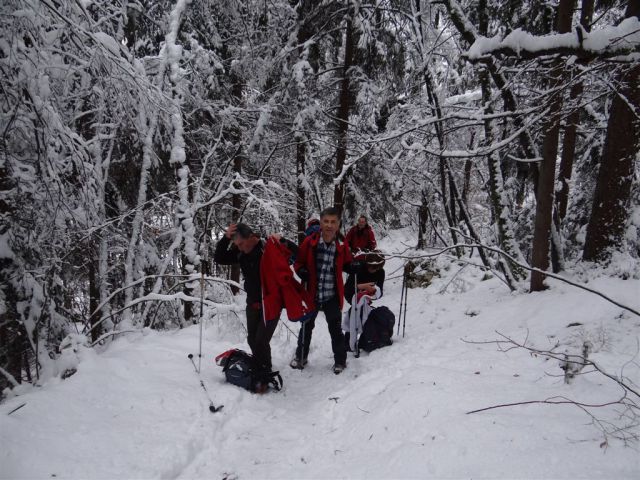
[214,207,392,393]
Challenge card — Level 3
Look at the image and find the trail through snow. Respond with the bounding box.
[2,231,640,479]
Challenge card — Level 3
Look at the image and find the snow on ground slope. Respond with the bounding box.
[2,230,640,479]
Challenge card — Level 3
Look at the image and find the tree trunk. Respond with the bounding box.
[583,0,639,261]
[530,0,574,291]
[88,241,101,343]
[295,4,313,245]
[462,157,473,207]
[296,140,307,245]
[476,0,526,286]
[333,13,355,215]
[417,192,429,249]
[555,0,594,222]
[230,150,243,294]
[423,69,461,255]
[164,0,198,323]
[583,66,640,260]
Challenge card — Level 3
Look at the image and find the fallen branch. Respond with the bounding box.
[383,243,640,318]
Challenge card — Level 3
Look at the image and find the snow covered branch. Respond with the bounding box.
[386,244,640,317]
[466,18,640,62]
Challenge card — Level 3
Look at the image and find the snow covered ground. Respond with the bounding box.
[2,230,640,479]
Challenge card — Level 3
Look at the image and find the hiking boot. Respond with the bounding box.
[289,357,308,369]
[332,363,346,374]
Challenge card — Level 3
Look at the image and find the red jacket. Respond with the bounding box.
[260,238,314,323]
[345,224,377,253]
[294,232,354,310]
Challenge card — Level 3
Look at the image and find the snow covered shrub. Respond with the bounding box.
[56,334,90,380]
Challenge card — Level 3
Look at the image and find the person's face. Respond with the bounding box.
[234,235,257,254]
[320,214,340,242]
[357,217,366,229]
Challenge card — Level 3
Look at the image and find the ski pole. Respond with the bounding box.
[7,403,26,415]
[354,271,360,358]
[188,354,223,413]
[300,319,306,370]
[402,278,408,338]
[397,267,405,337]
[198,271,205,373]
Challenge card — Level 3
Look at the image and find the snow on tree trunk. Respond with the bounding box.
[333,13,355,215]
[164,0,200,323]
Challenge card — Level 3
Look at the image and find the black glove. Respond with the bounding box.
[297,267,309,282]
[348,261,363,274]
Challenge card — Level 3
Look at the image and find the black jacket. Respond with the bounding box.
[344,267,385,305]
[214,236,298,304]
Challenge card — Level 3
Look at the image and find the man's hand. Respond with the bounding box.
[225,224,238,239]
[296,267,309,283]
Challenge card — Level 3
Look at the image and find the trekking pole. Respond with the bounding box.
[186,222,222,413]
[397,267,405,337]
[188,353,223,413]
[198,272,205,372]
[300,319,306,370]
[402,275,408,338]
[354,272,360,358]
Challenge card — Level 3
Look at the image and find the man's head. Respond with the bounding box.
[232,223,260,253]
[357,215,367,229]
[319,206,341,243]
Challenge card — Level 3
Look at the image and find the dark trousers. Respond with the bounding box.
[295,296,346,365]
[246,305,278,373]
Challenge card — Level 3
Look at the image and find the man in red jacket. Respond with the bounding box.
[214,223,297,387]
[345,215,377,254]
[290,206,360,374]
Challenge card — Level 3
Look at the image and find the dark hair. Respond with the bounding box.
[234,223,255,239]
[320,206,340,219]
[366,251,385,269]
[358,215,367,221]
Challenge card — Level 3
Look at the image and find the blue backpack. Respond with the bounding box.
[216,349,283,393]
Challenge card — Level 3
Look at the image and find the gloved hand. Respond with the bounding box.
[299,311,315,323]
[296,267,309,282]
[349,260,363,274]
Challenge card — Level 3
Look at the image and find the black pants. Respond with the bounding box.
[295,296,346,365]
[246,305,278,373]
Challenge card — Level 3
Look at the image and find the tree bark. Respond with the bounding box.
[230,149,243,295]
[296,140,307,245]
[333,12,355,215]
[88,240,101,343]
[530,0,574,291]
[476,0,526,286]
[583,1,640,261]
[555,0,594,222]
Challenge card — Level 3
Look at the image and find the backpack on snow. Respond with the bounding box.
[358,306,395,353]
[215,349,283,393]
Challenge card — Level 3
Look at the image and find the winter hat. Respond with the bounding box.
[305,217,321,237]
[365,250,385,270]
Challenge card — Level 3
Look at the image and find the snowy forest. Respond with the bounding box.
[1,0,640,478]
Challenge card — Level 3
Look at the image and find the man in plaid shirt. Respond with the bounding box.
[290,207,360,374]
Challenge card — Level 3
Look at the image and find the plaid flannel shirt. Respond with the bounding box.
[315,239,336,304]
